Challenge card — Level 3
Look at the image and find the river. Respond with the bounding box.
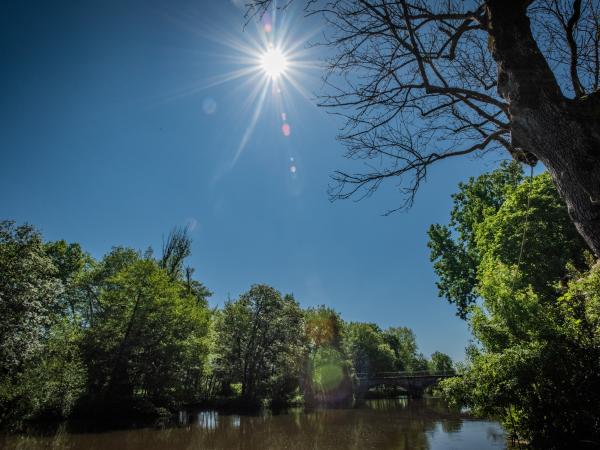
[0,398,509,450]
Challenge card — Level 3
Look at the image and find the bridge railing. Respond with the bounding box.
[355,370,457,379]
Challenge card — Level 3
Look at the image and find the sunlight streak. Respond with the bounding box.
[161,3,320,180]
[231,80,270,167]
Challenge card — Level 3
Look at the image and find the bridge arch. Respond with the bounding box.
[355,371,456,400]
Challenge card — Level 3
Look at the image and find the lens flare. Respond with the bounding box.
[196,4,317,176]
[202,98,217,115]
[260,46,288,79]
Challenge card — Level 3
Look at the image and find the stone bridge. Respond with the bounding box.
[355,370,457,400]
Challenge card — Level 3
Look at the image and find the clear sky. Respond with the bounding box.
[0,0,508,361]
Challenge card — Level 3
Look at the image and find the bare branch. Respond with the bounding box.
[245,0,600,211]
[565,0,585,97]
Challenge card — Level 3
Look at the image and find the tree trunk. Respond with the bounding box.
[487,1,600,257]
[106,292,142,399]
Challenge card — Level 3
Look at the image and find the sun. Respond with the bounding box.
[260,46,288,79]
[197,9,316,169]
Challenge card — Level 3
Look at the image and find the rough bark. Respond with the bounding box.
[487,0,600,257]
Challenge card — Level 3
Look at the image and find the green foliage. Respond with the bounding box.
[428,161,587,319]
[0,222,62,379]
[214,285,305,404]
[0,220,448,426]
[21,318,86,419]
[303,306,352,404]
[442,264,600,448]
[342,323,432,377]
[428,352,453,373]
[476,174,588,300]
[0,221,63,423]
[382,327,427,371]
[0,316,87,425]
[77,247,140,326]
[309,347,346,392]
[82,258,211,408]
[304,306,344,350]
[45,240,91,317]
[428,161,523,318]
[0,223,214,425]
[344,323,396,375]
[434,167,600,448]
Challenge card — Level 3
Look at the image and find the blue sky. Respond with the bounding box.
[0,0,509,361]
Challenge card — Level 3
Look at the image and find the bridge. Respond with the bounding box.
[355,370,457,400]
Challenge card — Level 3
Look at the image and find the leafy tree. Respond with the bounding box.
[0,222,61,378]
[303,306,352,404]
[435,169,599,448]
[19,318,87,419]
[249,0,600,258]
[77,246,140,326]
[45,240,92,319]
[214,285,305,404]
[441,262,600,449]
[428,352,454,373]
[429,163,588,318]
[0,221,63,423]
[428,162,524,317]
[382,326,424,371]
[343,323,396,375]
[476,174,588,299]
[82,257,211,410]
[305,306,345,350]
[409,353,430,372]
[0,223,91,425]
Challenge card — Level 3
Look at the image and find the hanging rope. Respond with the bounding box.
[506,164,535,447]
[516,165,535,271]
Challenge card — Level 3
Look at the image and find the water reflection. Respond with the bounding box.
[0,398,508,450]
[197,411,218,430]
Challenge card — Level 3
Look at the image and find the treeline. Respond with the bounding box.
[429,162,600,449]
[0,223,451,426]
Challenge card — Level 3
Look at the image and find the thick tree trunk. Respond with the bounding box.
[487,1,600,257]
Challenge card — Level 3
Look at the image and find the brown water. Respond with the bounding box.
[0,398,508,450]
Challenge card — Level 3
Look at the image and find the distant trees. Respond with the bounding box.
[81,258,211,411]
[0,221,63,423]
[0,224,213,424]
[343,323,438,376]
[22,317,86,419]
[0,220,453,426]
[344,323,396,375]
[0,222,61,377]
[303,306,352,405]
[214,285,305,405]
[383,327,429,372]
[45,240,90,317]
[428,352,454,373]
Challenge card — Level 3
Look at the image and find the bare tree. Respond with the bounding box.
[248,0,600,257]
[161,227,192,280]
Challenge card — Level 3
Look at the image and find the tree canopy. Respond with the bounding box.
[434,168,600,448]
[428,162,588,318]
[214,285,305,404]
[0,220,454,426]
